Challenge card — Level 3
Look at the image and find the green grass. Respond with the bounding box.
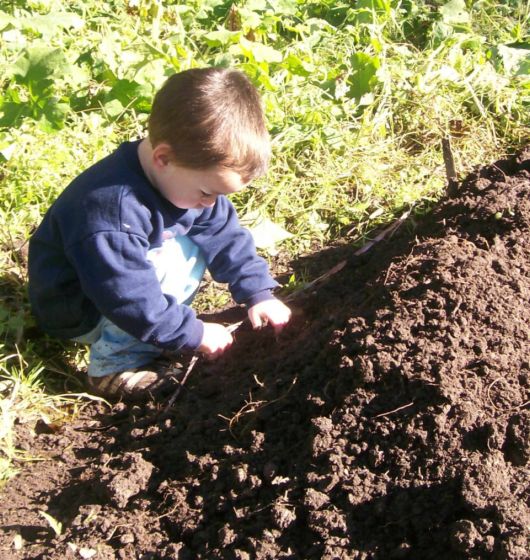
[1,0,529,483]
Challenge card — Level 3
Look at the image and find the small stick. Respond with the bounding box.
[227,320,243,333]
[284,210,410,303]
[442,135,459,196]
[383,262,395,285]
[284,260,347,302]
[162,354,200,413]
[373,401,414,418]
[353,211,410,257]
[162,320,246,413]
[161,318,250,414]
[442,136,457,182]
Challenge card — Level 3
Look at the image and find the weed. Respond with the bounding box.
[39,510,62,537]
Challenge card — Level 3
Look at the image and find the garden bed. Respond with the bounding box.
[1,148,529,559]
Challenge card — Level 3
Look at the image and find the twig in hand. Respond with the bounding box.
[161,320,246,414]
[227,320,244,333]
[162,354,200,414]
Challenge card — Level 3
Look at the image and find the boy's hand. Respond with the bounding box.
[248,299,292,334]
[198,322,233,359]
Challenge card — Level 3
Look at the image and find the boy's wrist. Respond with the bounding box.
[187,319,205,351]
[245,289,275,308]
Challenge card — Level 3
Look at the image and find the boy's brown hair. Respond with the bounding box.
[148,67,271,182]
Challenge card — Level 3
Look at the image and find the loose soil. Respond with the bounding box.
[1,149,529,559]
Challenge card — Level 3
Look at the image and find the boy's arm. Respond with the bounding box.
[66,231,205,351]
[188,197,292,333]
[187,196,279,306]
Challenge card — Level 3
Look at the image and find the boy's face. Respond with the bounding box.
[146,141,248,210]
[152,145,249,209]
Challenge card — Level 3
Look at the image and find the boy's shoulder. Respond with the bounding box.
[46,141,162,242]
[67,141,145,198]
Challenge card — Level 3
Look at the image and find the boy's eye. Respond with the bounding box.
[200,190,213,198]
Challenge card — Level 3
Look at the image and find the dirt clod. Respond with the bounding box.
[99,452,154,508]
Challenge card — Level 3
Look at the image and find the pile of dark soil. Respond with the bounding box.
[1,149,529,560]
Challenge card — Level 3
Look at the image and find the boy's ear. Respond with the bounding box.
[151,143,173,168]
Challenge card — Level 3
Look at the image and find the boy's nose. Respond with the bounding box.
[202,198,217,208]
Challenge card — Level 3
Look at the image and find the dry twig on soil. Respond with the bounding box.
[373,401,414,418]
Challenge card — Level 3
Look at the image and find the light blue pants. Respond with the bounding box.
[74,235,207,377]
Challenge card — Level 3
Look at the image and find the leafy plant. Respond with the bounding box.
[1,46,73,131]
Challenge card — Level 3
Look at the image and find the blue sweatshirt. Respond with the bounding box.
[28,140,278,351]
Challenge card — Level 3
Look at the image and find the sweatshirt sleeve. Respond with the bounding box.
[187,196,279,305]
[66,231,204,350]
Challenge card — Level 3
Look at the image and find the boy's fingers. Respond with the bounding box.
[269,309,291,327]
[272,317,289,334]
[248,309,263,329]
[248,301,291,331]
[203,340,231,360]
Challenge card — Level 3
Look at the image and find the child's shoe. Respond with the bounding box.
[86,360,182,402]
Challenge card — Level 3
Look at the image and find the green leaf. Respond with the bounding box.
[440,0,469,25]
[3,46,73,130]
[496,44,530,76]
[270,0,298,15]
[203,28,240,47]
[237,8,263,30]
[133,58,167,89]
[0,10,13,31]
[283,53,314,77]
[103,99,125,118]
[0,132,16,160]
[242,211,293,255]
[354,0,392,24]
[0,101,28,129]
[21,12,84,37]
[516,59,530,76]
[41,99,69,130]
[347,52,380,102]
[245,0,268,10]
[237,36,282,63]
[106,79,151,111]
[12,47,70,83]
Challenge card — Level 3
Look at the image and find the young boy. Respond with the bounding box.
[28,67,291,401]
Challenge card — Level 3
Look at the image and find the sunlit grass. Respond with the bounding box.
[0,346,105,487]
